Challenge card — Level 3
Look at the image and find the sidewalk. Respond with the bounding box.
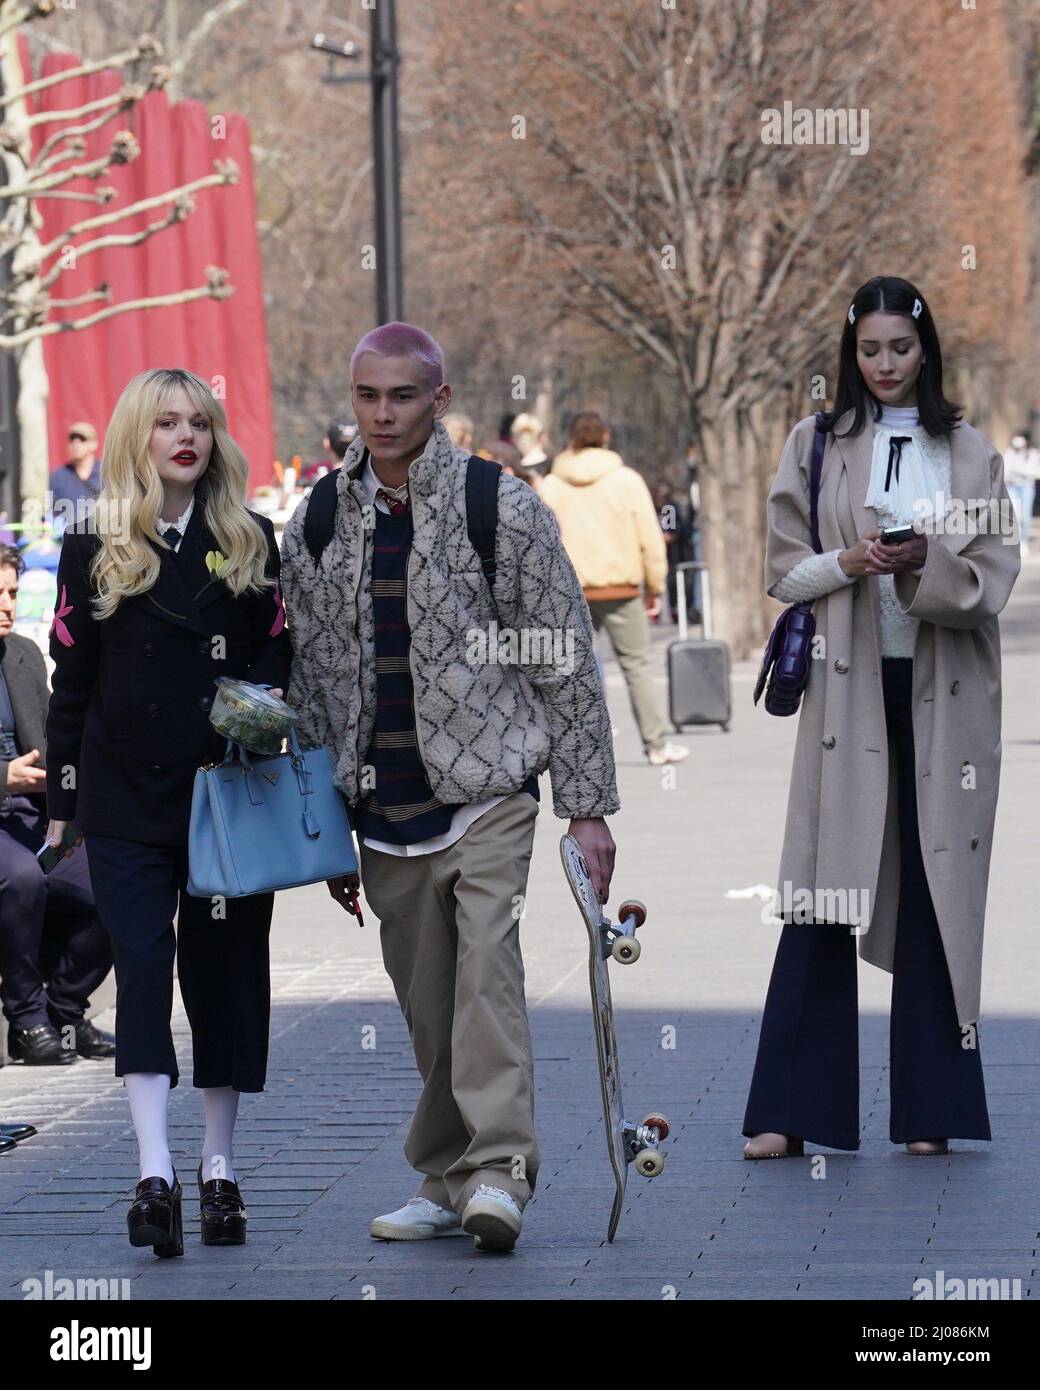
[1,561,1037,1301]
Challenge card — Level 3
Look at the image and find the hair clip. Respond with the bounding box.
[912,297,923,318]
[847,304,856,326]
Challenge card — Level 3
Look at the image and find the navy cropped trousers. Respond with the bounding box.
[83,835,273,1091]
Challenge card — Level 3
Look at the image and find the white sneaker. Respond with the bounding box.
[647,741,691,766]
[460,1184,523,1252]
[369,1196,465,1241]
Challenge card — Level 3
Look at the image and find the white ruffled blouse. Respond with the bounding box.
[770,404,952,657]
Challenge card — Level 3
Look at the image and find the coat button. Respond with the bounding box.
[147,763,162,774]
[834,658,849,673]
[851,582,861,598]
[971,834,979,849]
[950,680,960,695]
[822,735,837,749]
[198,638,211,654]
[143,641,155,656]
[198,696,212,712]
[146,703,160,717]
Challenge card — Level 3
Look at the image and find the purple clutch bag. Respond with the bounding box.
[754,413,828,717]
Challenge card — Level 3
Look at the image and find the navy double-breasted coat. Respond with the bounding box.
[45,484,292,846]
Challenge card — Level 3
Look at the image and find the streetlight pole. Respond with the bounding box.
[370,2,403,325]
[312,1,404,325]
[0,63,21,521]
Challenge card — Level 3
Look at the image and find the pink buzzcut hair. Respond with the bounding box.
[349,321,445,391]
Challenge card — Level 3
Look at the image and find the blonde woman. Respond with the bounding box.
[42,369,291,1256]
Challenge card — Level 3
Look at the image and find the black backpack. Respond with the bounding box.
[302,452,503,623]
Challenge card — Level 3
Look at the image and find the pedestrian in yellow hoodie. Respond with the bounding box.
[541,413,690,766]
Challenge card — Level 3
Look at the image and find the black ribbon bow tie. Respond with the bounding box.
[885,436,912,493]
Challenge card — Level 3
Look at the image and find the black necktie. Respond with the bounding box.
[163,527,182,551]
[885,436,912,493]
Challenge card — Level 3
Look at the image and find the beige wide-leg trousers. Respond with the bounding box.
[359,791,540,1212]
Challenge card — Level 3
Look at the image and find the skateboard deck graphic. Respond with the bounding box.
[560,834,669,1241]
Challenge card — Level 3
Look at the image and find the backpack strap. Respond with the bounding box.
[809,411,828,555]
[303,467,342,565]
[303,453,504,620]
[466,454,502,623]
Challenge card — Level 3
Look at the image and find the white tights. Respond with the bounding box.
[124,1074,239,1185]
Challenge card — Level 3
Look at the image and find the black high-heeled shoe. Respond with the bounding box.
[127,1172,183,1257]
[197,1163,247,1245]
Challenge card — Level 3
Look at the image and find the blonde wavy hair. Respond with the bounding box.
[89,368,272,620]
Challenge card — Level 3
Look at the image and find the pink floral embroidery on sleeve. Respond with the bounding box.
[50,585,75,648]
[268,579,286,637]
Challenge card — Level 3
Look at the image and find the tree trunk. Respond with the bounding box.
[0,28,50,505]
[16,342,50,504]
[531,332,556,439]
[697,406,772,661]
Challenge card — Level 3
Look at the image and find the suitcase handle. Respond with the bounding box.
[675,561,712,641]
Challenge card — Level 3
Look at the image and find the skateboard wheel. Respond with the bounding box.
[611,936,641,964]
[635,1147,665,1178]
[618,899,646,929]
[641,1113,671,1142]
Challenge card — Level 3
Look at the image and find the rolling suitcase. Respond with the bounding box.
[668,561,731,732]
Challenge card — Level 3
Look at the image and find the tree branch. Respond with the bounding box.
[0,267,233,348]
[0,34,163,109]
[18,162,238,271]
[34,206,188,290]
[0,130,139,197]
[168,0,252,79]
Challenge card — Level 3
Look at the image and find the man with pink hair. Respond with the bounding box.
[280,322,619,1254]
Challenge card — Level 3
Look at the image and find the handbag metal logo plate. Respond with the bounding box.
[262,769,280,785]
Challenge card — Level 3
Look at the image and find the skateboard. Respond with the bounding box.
[560,834,669,1241]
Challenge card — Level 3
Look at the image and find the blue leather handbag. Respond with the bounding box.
[187,725,358,898]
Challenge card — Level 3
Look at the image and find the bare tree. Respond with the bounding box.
[427,0,1030,656]
[0,2,239,497]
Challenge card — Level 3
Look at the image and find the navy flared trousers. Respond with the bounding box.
[743,656,991,1150]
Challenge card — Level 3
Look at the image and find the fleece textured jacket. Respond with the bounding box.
[278,421,620,821]
[539,447,668,596]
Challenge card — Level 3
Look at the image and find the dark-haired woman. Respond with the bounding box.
[743,277,1020,1159]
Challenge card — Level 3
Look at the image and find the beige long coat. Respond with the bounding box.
[765,410,1021,1025]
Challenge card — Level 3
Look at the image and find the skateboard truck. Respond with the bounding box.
[624,1114,671,1177]
[599,899,646,964]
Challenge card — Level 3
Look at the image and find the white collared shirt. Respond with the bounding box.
[359,455,412,514]
[155,493,195,553]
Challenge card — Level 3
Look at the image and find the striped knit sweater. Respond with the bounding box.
[354,506,458,843]
[355,504,538,846]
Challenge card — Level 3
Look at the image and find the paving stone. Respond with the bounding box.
[1,565,1037,1301]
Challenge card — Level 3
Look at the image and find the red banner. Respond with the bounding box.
[20,37,275,493]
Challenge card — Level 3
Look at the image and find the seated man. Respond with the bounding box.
[0,545,114,1065]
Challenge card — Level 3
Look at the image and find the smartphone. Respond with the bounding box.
[36,822,80,874]
[879,524,916,545]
